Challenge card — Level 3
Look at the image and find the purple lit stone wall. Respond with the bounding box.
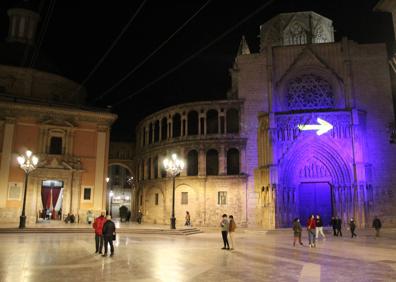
[237,39,396,228]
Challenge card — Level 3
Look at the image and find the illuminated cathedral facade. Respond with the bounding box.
[135,11,396,228]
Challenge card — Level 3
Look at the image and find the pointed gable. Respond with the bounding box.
[276,46,343,87]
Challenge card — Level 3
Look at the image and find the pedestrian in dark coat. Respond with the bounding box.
[220,214,230,250]
[349,218,357,238]
[372,216,382,237]
[336,216,343,237]
[102,215,116,257]
[137,209,143,224]
[292,218,303,246]
[331,216,337,236]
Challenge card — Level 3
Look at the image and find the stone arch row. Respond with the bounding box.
[138,106,240,148]
[136,146,244,181]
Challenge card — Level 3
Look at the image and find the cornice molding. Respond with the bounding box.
[0,100,117,126]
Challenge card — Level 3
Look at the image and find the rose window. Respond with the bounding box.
[287,74,334,110]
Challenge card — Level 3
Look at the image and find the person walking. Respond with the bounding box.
[372,216,382,238]
[102,215,116,257]
[307,215,316,248]
[349,218,357,238]
[331,216,338,236]
[315,215,326,240]
[220,214,230,250]
[228,215,236,250]
[185,211,191,226]
[292,218,303,247]
[336,216,343,237]
[137,209,143,224]
[92,211,106,254]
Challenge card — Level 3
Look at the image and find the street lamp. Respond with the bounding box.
[106,177,110,215]
[163,153,184,229]
[17,150,39,229]
[109,190,114,217]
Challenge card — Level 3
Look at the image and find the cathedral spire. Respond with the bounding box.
[237,35,250,55]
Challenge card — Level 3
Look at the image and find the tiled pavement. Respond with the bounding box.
[0,228,395,282]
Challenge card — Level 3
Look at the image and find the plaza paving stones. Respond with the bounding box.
[0,228,395,282]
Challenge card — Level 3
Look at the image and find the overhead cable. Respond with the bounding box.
[92,0,211,103]
[111,0,275,107]
[29,0,57,68]
[77,0,148,94]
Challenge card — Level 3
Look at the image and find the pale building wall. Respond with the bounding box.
[141,176,247,227]
[0,101,116,224]
[135,100,247,227]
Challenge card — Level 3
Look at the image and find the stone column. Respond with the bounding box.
[180,148,187,177]
[151,123,155,144]
[203,116,207,135]
[219,145,226,175]
[93,127,108,211]
[224,110,228,134]
[198,147,206,176]
[38,127,45,154]
[185,115,188,136]
[240,148,246,174]
[0,118,15,208]
[159,120,162,141]
[217,112,221,134]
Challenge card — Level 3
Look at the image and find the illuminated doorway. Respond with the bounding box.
[298,182,332,226]
[41,180,64,220]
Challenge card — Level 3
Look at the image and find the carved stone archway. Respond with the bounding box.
[276,138,355,227]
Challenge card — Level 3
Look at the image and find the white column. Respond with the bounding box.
[94,128,107,210]
[0,119,15,207]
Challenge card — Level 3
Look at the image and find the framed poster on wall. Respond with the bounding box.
[8,182,22,200]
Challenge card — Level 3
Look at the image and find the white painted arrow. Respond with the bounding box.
[298,118,333,136]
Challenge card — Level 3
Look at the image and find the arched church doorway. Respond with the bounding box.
[277,139,352,227]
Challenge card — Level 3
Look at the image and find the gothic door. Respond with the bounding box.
[298,182,332,226]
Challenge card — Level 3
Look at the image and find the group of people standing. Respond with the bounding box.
[92,211,116,257]
[293,214,383,247]
[220,214,236,250]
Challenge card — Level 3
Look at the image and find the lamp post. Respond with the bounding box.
[163,153,184,229]
[109,190,114,217]
[17,150,39,229]
[106,177,110,215]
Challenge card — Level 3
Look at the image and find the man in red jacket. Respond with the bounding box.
[307,214,317,248]
[93,211,106,254]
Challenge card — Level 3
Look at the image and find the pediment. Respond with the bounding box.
[41,118,75,128]
[276,46,343,87]
[39,156,82,170]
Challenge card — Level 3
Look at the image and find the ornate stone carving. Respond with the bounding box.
[299,160,330,179]
[287,74,334,110]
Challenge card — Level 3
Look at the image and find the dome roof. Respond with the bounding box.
[0,42,62,74]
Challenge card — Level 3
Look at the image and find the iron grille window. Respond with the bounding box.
[218,191,227,205]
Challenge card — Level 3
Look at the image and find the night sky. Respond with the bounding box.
[0,0,393,141]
